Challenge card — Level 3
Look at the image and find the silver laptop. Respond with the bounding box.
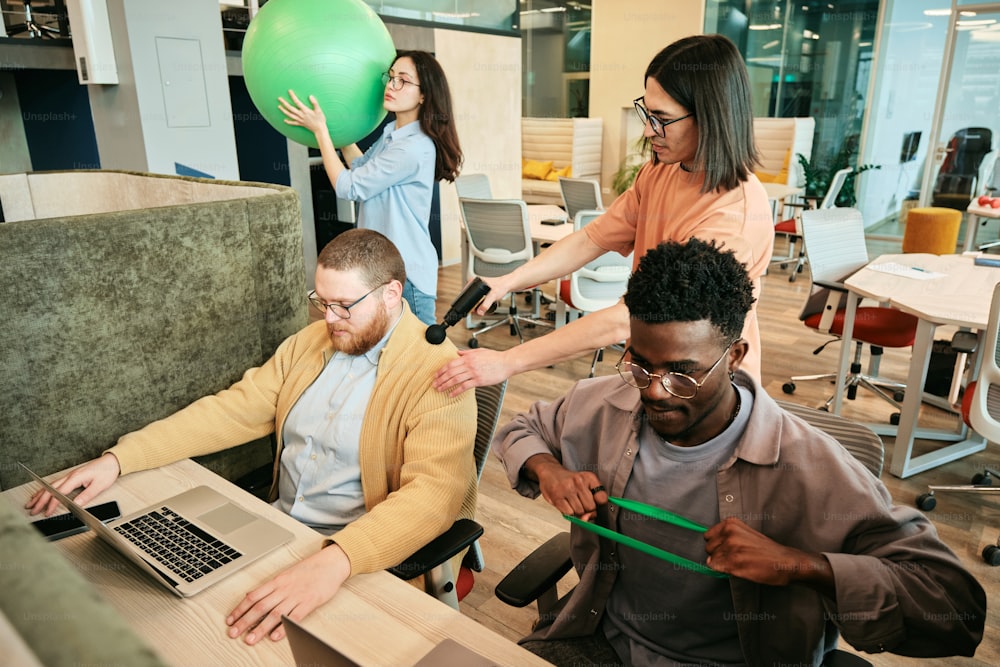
[283,615,501,667]
[20,462,294,598]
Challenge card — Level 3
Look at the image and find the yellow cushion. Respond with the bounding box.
[755,149,791,184]
[544,165,572,182]
[523,159,554,180]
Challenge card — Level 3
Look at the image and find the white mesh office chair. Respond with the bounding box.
[555,209,632,376]
[455,173,493,200]
[459,197,552,348]
[558,177,603,223]
[915,283,1000,565]
[781,207,917,415]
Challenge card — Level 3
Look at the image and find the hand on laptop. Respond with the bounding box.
[226,542,352,644]
[25,453,122,517]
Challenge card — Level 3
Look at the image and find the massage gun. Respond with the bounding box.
[425,277,496,344]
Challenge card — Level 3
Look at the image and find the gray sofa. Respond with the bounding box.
[0,170,308,490]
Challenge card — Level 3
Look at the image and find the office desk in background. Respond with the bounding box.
[836,253,1000,478]
[2,459,551,667]
[961,200,1000,252]
[761,182,804,224]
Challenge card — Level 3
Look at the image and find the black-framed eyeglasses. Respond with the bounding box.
[382,73,420,91]
[616,342,734,399]
[308,283,388,319]
[633,97,693,138]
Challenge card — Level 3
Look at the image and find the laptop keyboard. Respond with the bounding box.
[114,507,242,582]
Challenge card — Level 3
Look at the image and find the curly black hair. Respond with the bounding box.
[623,237,755,342]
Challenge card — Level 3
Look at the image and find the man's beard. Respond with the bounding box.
[327,303,390,355]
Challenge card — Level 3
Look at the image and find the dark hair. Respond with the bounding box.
[624,237,754,342]
[644,34,759,193]
[398,50,463,183]
[317,229,406,287]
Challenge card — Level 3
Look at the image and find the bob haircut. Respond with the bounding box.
[644,34,759,193]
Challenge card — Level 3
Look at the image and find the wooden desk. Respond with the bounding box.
[836,253,1000,477]
[962,201,1000,252]
[761,182,804,224]
[2,460,551,667]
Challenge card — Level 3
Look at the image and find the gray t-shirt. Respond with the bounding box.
[603,384,753,666]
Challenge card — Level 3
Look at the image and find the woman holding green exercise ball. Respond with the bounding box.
[279,51,463,325]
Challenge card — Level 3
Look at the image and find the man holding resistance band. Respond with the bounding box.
[493,238,985,666]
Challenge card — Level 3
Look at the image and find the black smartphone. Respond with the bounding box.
[540,218,566,226]
[30,500,122,541]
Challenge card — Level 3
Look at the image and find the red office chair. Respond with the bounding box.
[771,168,853,282]
[781,208,918,416]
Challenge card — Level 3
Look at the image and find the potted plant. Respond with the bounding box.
[612,138,648,195]
[796,134,880,206]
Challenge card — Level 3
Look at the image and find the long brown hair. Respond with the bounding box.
[399,50,463,183]
[645,35,759,193]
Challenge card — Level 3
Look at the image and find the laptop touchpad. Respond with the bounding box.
[199,503,256,534]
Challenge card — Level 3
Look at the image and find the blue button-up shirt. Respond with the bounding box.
[336,120,438,296]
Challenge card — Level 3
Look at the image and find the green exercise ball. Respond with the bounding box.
[242,0,396,148]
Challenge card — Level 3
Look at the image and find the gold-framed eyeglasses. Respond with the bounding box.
[308,283,388,319]
[616,342,734,399]
[633,97,693,138]
[382,73,420,91]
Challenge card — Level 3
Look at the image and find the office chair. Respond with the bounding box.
[494,401,882,666]
[771,167,852,282]
[554,209,631,377]
[455,173,493,200]
[932,127,994,211]
[388,381,508,607]
[458,197,552,348]
[915,283,1000,565]
[781,208,918,416]
[557,176,603,223]
[4,0,68,38]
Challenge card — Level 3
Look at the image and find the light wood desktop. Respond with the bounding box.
[835,253,1000,478]
[3,459,551,667]
[761,182,804,224]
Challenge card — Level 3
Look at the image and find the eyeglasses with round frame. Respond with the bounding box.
[633,97,693,138]
[616,342,735,399]
[307,282,388,320]
[382,73,420,91]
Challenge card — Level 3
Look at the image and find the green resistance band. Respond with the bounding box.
[563,496,728,579]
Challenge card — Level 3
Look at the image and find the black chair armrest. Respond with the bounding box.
[494,532,573,607]
[387,518,483,581]
[813,279,847,292]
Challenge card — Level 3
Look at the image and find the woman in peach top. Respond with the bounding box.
[434,34,773,396]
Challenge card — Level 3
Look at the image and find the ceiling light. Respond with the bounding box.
[923,9,951,17]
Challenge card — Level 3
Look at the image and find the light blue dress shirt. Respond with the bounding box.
[335,120,438,296]
[275,315,401,534]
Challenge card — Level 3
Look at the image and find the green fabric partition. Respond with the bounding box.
[0,171,308,489]
[0,497,170,666]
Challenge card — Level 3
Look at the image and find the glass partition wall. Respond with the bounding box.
[521,0,592,118]
[706,0,880,206]
[707,0,1000,239]
[861,1,1000,238]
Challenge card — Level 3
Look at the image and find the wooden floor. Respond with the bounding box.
[431,236,1000,666]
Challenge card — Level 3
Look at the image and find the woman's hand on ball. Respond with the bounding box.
[278,90,328,137]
